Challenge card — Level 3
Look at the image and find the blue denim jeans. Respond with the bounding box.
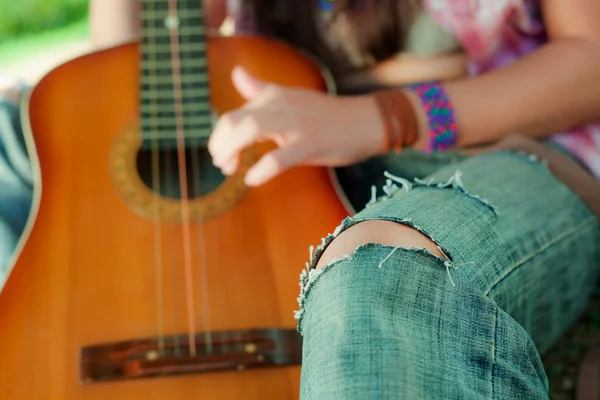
[0,95,33,289]
[297,150,600,399]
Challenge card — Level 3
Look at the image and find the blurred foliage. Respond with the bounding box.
[0,0,88,44]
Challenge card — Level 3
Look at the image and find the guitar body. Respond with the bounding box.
[0,36,348,399]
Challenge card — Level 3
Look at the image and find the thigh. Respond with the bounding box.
[298,150,598,399]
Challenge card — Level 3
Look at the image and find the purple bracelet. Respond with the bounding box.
[410,82,458,152]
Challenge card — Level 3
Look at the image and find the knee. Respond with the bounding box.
[315,220,446,270]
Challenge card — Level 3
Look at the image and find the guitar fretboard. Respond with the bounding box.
[140,0,212,149]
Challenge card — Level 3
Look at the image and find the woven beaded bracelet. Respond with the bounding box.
[409,81,458,153]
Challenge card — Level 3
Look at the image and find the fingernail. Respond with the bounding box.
[221,164,235,176]
[244,170,262,187]
[212,157,223,168]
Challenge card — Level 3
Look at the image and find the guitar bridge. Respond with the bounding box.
[79,329,302,384]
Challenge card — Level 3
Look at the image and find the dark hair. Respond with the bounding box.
[248,0,419,75]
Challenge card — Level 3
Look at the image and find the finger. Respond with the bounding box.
[213,113,282,170]
[232,66,268,101]
[220,153,239,176]
[207,95,278,161]
[211,114,261,168]
[232,66,283,109]
[208,107,255,163]
[244,144,309,187]
[207,110,238,158]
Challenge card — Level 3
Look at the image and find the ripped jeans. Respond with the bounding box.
[296,150,600,399]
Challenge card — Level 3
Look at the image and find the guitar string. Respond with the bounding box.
[162,8,202,358]
[190,138,213,355]
[182,1,214,355]
[152,0,193,359]
[146,0,167,357]
[164,150,182,356]
[176,0,216,356]
[168,0,198,357]
[145,0,211,359]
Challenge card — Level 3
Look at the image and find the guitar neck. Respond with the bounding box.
[139,0,212,149]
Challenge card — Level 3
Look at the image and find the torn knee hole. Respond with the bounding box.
[314,220,447,270]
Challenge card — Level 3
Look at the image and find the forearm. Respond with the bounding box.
[90,0,140,49]
[338,52,468,93]
[443,38,600,147]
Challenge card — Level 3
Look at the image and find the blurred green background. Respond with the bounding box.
[0,0,90,65]
[0,0,88,43]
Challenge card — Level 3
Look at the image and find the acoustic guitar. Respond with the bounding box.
[0,0,350,398]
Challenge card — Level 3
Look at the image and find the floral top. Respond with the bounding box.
[425,0,600,179]
[227,0,600,179]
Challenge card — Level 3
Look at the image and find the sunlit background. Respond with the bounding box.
[0,0,91,83]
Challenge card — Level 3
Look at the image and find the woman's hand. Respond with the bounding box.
[208,67,386,187]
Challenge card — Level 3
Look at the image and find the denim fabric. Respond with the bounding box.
[0,95,33,289]
[297,151,600,399]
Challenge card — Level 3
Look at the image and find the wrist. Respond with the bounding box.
[371,90,419,154]
[341,94,390,161]
[371,83,459,154]
[402,90,430,152]
[408,82,459,153]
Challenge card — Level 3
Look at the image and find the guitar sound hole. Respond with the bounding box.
[136,146,225,199]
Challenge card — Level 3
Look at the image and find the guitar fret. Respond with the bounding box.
[141,10,203,20]
[140,130,212,142]
[141,58,207,69]
[140,88,210,99]
[139,98,210,108]
[140,0,210,149]
[142,116,212,126]
[141,0,201,3]
[141,75,207,84]
[140,123,212,132]
[141,103,210,113]
[141,42,206,53]
[142,26,205,37]
[142,114,212,122]
[141,131,211,139]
